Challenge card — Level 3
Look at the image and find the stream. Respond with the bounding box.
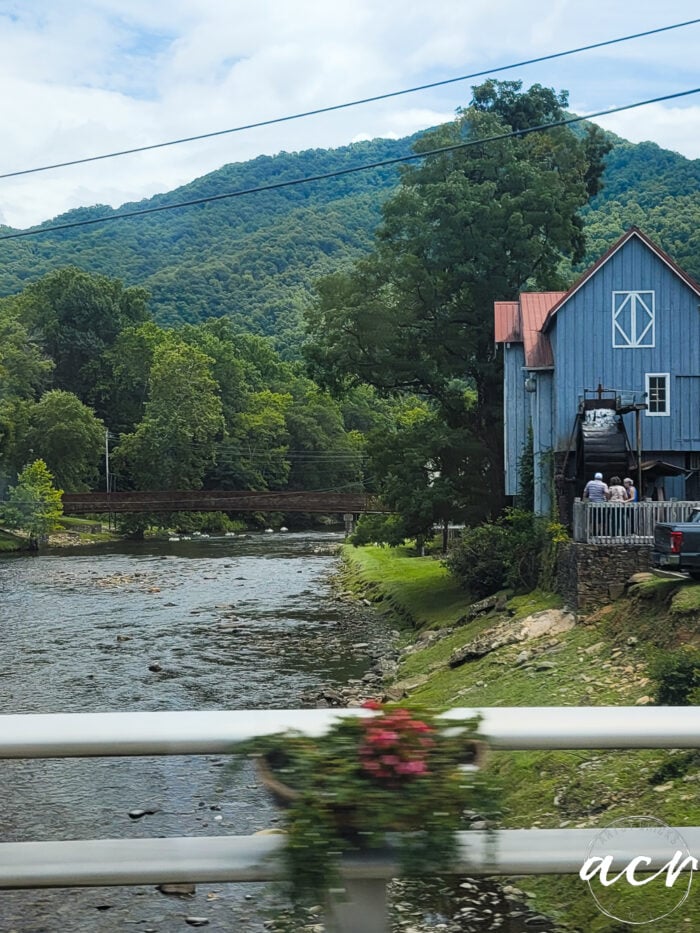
[0,532,393,932]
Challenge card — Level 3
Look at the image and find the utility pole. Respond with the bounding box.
[105,429,110,493]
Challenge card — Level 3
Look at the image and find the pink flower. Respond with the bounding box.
[368,730,399,747]
[395,759,428,776]
[407,720,432,733]
[362,699,382,710]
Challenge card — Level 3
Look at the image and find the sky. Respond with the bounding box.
[0,0,698,230]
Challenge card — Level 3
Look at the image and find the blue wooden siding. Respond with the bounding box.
[531,371,553,515]
[548,236,700,453]
[503,343,529,496]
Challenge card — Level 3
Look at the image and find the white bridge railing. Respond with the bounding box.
[572,499,700,545]
[1,707,699,933]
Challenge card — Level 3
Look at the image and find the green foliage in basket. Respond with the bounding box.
[232,703,499,905]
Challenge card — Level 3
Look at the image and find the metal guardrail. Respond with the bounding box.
[572,499,700,544]
[1,708,699,933]
[2,706,700,757]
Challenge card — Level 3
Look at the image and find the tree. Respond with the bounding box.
[306,81,611,523]
[103,321,171,434]
[1,459,63,544]
[207,389,292,491]
[284,385,364,492]
[0,306,53,400]
[12,267,150,413]
[356,398,490,550]
[16,391,106,492]
[114,342,224,489]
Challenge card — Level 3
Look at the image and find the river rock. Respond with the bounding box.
[459,592,508,622]
[628,572,654,584]
[519,609,575,639]
[148,662,162,672]
[129,805,159,819]
[450,610,576,668]
[185,918,210,927]
[156,882,196,896]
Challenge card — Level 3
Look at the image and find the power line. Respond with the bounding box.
[0,18,697,181]
[0,86,698,243]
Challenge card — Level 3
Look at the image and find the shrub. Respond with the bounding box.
[443,522,509,598]
[649,646,700,705]
[350,513,411,548]
[444,510,550,599]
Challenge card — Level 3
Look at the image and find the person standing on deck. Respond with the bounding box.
[608,476,627,502]
[624,477,639,502]
[583,472,609,502]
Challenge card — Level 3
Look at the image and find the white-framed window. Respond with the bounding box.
[646,372,670,416]
[612,290,655,348]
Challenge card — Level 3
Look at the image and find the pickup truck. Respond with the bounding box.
[652,507,700,579]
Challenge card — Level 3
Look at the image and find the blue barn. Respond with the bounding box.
[495,227,700,517]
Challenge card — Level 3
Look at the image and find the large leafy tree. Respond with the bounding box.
[1,459,63,543]
[0,307,54,491]
[12,267,150,414]
[306,81,610,521]
[14,390,105,492]
[0,307,53,400]
[114,342,224,489]
[284,384,364,493]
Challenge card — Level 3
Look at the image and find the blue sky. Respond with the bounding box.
[0,0,698,229]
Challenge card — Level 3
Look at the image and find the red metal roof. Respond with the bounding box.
[494,292,564,369]
[494,301,520,342]
[520,292,566,368]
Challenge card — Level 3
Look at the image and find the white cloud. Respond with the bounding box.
[0,0,697,229]
[596,103,700,159]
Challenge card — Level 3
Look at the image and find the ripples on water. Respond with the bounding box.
[0,532,391,932]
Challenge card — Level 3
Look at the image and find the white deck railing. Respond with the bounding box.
[572,499,700,545]
[1,707,699,933]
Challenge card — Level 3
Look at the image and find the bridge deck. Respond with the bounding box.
[62,490,386,514]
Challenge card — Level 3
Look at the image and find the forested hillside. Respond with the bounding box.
[0,126,697,357]
[0,137,412,356]
[581,139,700,272]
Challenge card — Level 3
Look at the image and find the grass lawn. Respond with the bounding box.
[341,544,471,629]
[342,545,700,932]
[0,529,25,552]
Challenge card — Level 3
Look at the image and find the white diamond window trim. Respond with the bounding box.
[612,290,655,348]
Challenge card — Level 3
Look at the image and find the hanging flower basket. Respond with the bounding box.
[232,702,498,905]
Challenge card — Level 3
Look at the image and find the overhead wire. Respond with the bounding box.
[0,18,697,180]
[1,86,698,243]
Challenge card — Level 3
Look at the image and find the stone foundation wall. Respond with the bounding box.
[556,541,651,612]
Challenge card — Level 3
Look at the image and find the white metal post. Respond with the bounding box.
[326,879,388,933]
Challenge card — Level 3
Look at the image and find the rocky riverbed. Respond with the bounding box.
[295,576,565,933]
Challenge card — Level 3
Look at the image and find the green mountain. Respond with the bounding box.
[0,130,698,356]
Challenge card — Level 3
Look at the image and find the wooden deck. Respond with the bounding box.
[572,499,700,545]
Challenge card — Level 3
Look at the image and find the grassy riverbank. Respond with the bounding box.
[0,528,25,552]
[342,544,700,932]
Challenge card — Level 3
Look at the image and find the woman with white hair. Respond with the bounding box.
[623,477,638,502]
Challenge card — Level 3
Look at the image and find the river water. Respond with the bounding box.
[0,532,393,932]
